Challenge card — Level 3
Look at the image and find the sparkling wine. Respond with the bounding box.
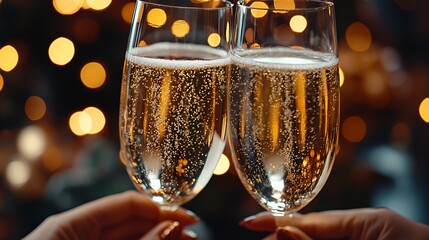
[120,43,229,207]
[229,48,340,215]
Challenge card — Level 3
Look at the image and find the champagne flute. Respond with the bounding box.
[229,0,339,218]
[119,0,232,210]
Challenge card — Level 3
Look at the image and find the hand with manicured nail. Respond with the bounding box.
[241,208,429,240]
[24,191,199,240]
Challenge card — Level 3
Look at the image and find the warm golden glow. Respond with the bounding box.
[83,106,106,134]
[342,116,366,142]
[6,158,31,188]
[339,67,345,87]
[80,62,106,89]
[86,0,112,10]
[18,125,47,160]
[159,72,171,137]
[121,2,135,24]
[49,37,75,66]
[25,96,47,121]
[250,1,268,19]
[42,146,64,171]
[0,45,19,72]
[274,0,295,11]
[52,0,82,15]
[419,98,429,123]
[208,33,221,47]
[295,72,306,147]
[0,74,4,92]
[250,43,261,48]
[147,8,167,28]
[346,22,372,52]
[171,20,190,38]
[69,111,86,136]
[269,102,280,149]
[290,15,307,33]
[213,154,230,175]
[139,40,147,46]
[245,28,254,43]
[226,22,230,43]
[79,111,92,134]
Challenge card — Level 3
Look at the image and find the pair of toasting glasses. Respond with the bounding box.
[119,0,339,226]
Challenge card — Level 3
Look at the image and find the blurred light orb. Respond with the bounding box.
[171,20,190,38]
[147,8,167,28]
[0,45,19,72]
[80,62,106,89]
[79,111,93,134]
[121,2,135,24]
[339,67,345,87]
[346,22,372,52]
[25,96,47,121]
[342,116,366,143]
[6,158,31,188]
[49,37,75,66]
[18,125,47,161]
[274,0,295,10]
[52,0,82,15]
[69,111,86,136]
[226,22,230,43]
[207,33,221,47]
[0,74,4,92]
[42,146,64,171]
[250,1,268,18]
[86,0,112,10]
[419,98,429,123]
[213,154,230,175]
[290,15,307,33]
[83,106,106,134]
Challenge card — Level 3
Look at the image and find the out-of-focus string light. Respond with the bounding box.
[289,15,307,33]
[342,116,366,143]
[69,107,106,136]
[83,106,106,134]
[213,154,230,175]
[69,111,86,136]
[250,1,268,19]
[86,0,112,11]
[419,98,429,123]
[345,22,372,52]
[0,74,4,92]
[80,62,106,89]
[17,125,47,161]
[52,0,82,15]
[147,8,167,28]
[171,20,190,38]
[122,2,135,24]
[339,67,345,87]
[0,45,19,72]
[207,33,221,47]
[49,37,75,66]
[25,96,47,121]
[6,157,32,189]
[274,0,294,10]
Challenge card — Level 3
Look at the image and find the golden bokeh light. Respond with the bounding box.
[339,67,345,87]
[213,154,230,175]
[289,15,307,33]
[0,45,19,72]
[25,96,47,121]
[6,158,31,189]
[274,0,295,11]
[207,33,221,47]
[18,125,47,161]
[250,43,261,48]
[342,116,367,143]
[121,2,135,24]
[0,74,4,92]
[86,0,112,11]
[48,37,75,66]
[79,111,92,134]
[147,8,167,28]
[83,106,106,134]
[250,1,268,19]
[80,62,106,89]
[346,22,372,52]
[69,111,86,136]
[171,20,190,38]
[419,98,429,123]
[42,146,65,172]
[52,0,82,15]
[139,40,147,46]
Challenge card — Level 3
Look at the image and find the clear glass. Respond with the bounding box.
[229,0,340,217]
[119,0,233,210]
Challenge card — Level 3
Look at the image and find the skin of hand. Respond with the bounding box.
[24,191,199,240]
[240,208,429,240]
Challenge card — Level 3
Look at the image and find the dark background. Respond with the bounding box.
[1,0,429,239]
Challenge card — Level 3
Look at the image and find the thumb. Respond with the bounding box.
[276,226,312,240]
[140,221,182,240]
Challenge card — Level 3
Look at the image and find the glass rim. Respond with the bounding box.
[138,0,234,11]
[237,0,334,12]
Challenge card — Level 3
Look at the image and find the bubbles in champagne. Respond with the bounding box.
[229,48,340,215]
[120,43,229,206]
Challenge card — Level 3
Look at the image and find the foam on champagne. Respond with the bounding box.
[127,42,230,68]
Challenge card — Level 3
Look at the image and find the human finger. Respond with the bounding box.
[160,207,200,226]
[276,226,313,240]
[240,212,303,232]
[139,221,197,240]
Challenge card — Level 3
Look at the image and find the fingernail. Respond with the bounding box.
[239,215,257,226]
[160,221,181,240]
[182,229,197,240]
[186,210,200,222]
[276,227,298,240]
